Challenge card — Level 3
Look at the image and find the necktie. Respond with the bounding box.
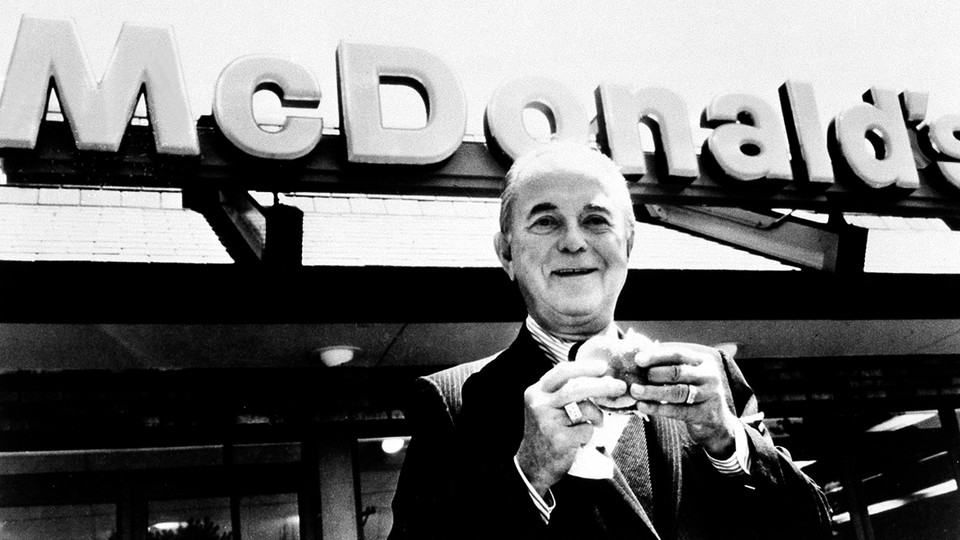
[612,414,656,527]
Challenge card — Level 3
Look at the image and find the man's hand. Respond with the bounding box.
[516,359,626,496]
[629,343,740,458]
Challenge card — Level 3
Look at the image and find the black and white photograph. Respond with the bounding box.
[0,1,959,539]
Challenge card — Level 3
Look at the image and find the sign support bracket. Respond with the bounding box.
[183,187,303,266]
[643,205,868,273]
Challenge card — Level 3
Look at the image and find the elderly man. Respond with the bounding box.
[390,142,832,539]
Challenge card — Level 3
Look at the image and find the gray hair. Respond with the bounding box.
[498,141,636,236]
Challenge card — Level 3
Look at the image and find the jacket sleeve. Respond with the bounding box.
[388,377,460,540]
[717,349,835,539]
[389,369,549,540]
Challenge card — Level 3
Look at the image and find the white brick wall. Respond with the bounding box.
[5,188,958,272]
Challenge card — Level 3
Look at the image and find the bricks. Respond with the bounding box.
[80,189,123,206]
[160,191,182,209]
[38,188,81,206]
[383,197,422,216]
[455,201,491,218]
[420,199,458,217]
[312,196,352,214]
[1,202,231,263]
[121,190,162,208]
[349,196,387,214]
[282,196,316,213]
[0,186,39,204]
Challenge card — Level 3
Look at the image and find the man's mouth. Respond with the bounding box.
[553,268,597,277]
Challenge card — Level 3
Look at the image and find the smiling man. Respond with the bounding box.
[389,142,833,540]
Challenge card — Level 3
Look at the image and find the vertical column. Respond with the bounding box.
[840,452,875,540]
[937,408,960,508]
[264,203,304,267]
[318,433,360,540]
[116,476,146,540]
[225,442,243,540]
[299,437,319,540]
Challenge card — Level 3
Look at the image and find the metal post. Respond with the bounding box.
[937,408,960,509]
[840,452,876,540]
[117,477,146,540]
[225,441,243,540]
[318,434,360,540]
[298,437,319,540]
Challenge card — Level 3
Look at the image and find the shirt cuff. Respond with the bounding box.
[704,419,752,476]
[513,455,556,523]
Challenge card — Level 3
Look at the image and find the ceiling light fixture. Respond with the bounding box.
[381,437,406,454]
[315,346,360,367]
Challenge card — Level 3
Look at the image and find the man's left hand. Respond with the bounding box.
[628,343,739,458]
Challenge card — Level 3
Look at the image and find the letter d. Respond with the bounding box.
[337,42,467,165]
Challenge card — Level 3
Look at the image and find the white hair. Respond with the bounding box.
[498,141,636,236]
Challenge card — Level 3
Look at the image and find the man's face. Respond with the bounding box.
[497,166,633,338]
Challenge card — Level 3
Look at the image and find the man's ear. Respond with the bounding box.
[493,232,515,280]
[626,222,636,258]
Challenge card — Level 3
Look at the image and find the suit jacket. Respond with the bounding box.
[390,325,833,540]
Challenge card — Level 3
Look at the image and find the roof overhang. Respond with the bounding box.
[3,261,958,323]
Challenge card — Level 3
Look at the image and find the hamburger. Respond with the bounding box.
[575,328,656,413]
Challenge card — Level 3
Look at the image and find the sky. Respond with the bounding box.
[0,0,958,140]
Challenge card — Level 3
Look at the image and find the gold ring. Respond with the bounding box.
[685,384,698,405]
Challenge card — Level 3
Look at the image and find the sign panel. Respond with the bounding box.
[1,16,960,218]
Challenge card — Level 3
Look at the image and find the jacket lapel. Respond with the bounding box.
[608,414,661,539]
[651,415,688,536]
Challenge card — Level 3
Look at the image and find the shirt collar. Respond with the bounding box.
[525,315,619,365]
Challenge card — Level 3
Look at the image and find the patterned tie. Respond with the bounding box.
[612,414,656,527]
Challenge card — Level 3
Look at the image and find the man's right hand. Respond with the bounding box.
[515,359,627,496]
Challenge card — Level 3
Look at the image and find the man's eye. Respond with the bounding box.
[583,215,611,229]
[529,216,559,231]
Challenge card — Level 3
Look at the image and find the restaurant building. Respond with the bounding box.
[2,16,960,540]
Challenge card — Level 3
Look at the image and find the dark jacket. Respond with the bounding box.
[390,325,833,539]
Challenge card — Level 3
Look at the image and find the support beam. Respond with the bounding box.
[183,188,303,266]
[219,190,268,261]
[644,205,867,272]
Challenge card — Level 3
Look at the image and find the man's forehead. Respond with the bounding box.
[514,169,618,207]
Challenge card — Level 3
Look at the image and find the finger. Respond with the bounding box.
[578,399,605,427]
[540,360,609,393]
[646,363,703,385]
[552,376,627,407]
[630,382,706,404]
[634,343,709,369]
[634,401,699,422]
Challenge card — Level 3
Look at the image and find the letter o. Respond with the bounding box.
[484,77,589,162]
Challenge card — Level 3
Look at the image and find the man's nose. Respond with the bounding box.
[557,225,588,252]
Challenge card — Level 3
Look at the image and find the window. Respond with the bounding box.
[0,503,115,540]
